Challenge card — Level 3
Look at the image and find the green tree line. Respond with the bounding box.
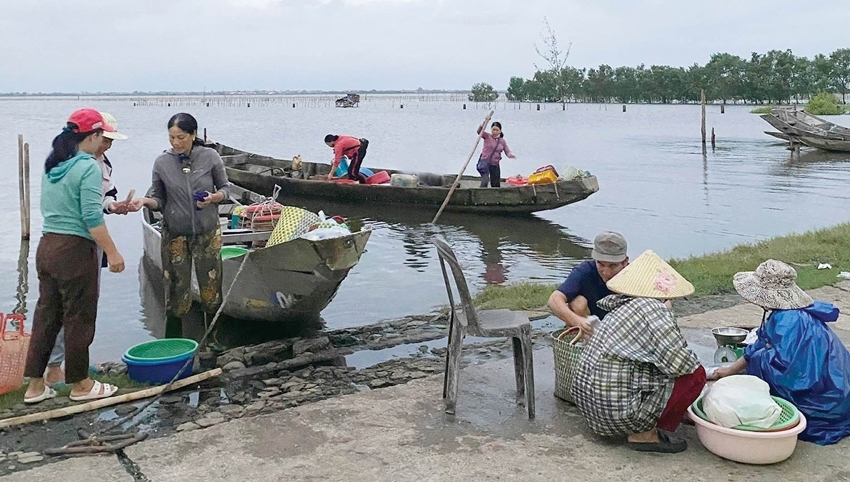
[503,49,850,105]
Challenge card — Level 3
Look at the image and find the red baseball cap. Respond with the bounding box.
[66,108,115,134]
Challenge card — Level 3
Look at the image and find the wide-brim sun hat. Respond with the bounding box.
[606,249,694,299]
[732,259,813,310]
[100,112,128,140]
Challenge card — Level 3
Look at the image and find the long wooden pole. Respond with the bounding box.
[23,142,31,240]
[0,368,222,429]
[432,110,494,224]
[701,90,707,146]
[17,135,26,240]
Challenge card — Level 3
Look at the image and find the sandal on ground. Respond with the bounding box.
[69,381,119,402]
[627,430,687,454]
[24,386,57,404]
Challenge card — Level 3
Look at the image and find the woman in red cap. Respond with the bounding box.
[23,108,126,404]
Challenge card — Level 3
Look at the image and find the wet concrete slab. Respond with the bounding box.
[0,456,131,482]
[121,347,850,482]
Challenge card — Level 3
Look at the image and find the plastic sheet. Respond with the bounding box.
[703,375,782,428]
[744,301,850,444]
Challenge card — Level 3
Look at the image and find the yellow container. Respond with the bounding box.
[528,168,558,185]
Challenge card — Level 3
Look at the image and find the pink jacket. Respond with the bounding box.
[477,125,513,165]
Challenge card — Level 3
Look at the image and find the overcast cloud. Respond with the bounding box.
[1,0,847,92]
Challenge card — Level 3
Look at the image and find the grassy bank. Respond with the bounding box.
[750,106,776,114]
[474,223,850,308]
[0,373,147,412]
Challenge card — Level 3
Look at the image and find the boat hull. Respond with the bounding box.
[215,143,599,215]
[141,211,371,323]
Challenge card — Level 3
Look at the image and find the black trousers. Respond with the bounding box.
[479,162,501,187]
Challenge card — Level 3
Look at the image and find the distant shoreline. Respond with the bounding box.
[0,90,471,98]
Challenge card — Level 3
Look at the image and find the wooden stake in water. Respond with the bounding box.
[701,90,707,146]
[17,135,31,240]
[432,111,494,224]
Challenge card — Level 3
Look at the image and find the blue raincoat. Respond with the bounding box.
[744,301,850,445]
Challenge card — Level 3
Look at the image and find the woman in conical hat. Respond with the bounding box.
[569,250,706,454]
[711,259,850,445]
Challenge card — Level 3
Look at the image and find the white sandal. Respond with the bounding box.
[69,380,118,402]
[24,386,57,404]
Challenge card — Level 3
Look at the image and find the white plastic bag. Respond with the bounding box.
[703,375,782,428]
[559,165,581,180]
[301,226,351,241]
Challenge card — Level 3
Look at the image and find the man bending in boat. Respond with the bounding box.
[325,134,369,183]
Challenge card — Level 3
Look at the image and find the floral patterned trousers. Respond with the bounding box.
[161,227,223,317]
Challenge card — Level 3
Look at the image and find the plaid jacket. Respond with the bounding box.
[569,295,700,437]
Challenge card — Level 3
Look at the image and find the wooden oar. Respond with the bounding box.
[432,110,494,224]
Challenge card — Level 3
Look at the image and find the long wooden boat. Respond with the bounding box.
[796,135,850,152]
[141,187,371,323]
[212,142,599,215]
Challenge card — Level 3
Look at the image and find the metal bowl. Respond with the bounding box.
[711,327,749,346]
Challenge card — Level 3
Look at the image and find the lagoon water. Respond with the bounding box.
[2,97,849,361]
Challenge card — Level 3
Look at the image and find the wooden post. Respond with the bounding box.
[720,103,725,114]
[711,128,716,149]
[623,104,627,112]
[700,90,707,146]
[536,104,540,111]
[17,135,30,240]
[23,142,30,240]
[203,128,207,143]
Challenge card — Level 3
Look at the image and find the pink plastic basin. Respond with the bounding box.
[366,171,391,185]
[687,405,807,464]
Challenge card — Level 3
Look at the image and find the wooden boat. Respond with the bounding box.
[760,107,850,153]
[141,187,371,323]
[335,93,360,108]
[796,135,850,152]
[213,142,599,215]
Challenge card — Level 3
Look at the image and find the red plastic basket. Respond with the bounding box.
[0,313,29,396]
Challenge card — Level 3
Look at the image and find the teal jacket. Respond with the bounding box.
[41,152,105,240]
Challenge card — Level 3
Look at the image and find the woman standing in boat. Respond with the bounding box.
[133,113,231,338]
[476,121,515,188]
[325,134,369,183]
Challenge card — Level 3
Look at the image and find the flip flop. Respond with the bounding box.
[69,381,119,402]
[627,431,687,454]
[24,386,57,404]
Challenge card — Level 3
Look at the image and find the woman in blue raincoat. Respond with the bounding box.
[711,259,850,445]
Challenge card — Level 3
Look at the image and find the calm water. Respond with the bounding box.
[2,98,850,362]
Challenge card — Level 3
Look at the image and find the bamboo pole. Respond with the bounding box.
[0,368,222,429]
[701,90,707,145]
[432,110,494,224]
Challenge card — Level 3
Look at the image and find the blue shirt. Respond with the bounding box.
[41,152,105,241]
[556,260,612,319]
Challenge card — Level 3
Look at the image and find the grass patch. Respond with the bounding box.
[473,281,557,310]
[0,372,147,412]
[469,224,850,311]
[750,105,776,114]
[670,223,850,295]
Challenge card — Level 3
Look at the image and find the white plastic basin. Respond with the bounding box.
[687,405,807,464]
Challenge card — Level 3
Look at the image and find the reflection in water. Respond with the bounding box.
[775,149,850,176]
[266,196,590,284]
[14,240,29,316]
[139,257,324,349]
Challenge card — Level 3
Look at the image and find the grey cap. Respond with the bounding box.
[591,231,627,263]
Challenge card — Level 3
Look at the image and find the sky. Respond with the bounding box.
[1,0,848,92]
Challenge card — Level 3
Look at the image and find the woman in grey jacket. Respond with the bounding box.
[134,113,231,337]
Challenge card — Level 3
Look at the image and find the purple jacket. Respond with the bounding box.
[477,125,513,165]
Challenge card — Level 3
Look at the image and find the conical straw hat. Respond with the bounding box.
[606,250,694,299]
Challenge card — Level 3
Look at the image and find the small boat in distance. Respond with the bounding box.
[335,93,360,108]
[212,142,599,215]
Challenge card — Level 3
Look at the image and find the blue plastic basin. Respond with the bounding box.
[122,353,194,385]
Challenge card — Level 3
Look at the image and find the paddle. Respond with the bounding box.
[432,110,494,224]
